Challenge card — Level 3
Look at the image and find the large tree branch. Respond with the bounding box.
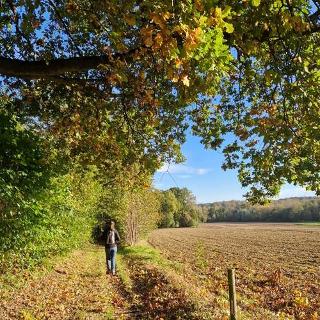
[0,55,112,79]
[0,44,144,79]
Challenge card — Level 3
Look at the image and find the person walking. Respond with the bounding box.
[104,221,120,275]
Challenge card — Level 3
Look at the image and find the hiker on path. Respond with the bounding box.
[104,221,120,275]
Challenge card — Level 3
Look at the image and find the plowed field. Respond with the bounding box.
[148,223,320,320]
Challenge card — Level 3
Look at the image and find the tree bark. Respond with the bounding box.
[0,55,111,79]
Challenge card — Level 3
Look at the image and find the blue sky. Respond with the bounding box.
[153,1,319,204]
[152,133,316,204]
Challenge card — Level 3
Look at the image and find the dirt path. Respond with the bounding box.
[0,244,204,320]
[0,245,131,320]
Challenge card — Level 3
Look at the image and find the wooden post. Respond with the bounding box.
[228,269,237,320]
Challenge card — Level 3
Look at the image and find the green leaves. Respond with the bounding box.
[0,100,52,210]
[0,0,319,205]
[251,0,261,7]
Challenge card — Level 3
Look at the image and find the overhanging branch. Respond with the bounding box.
[0,55,110,79]
[0,47,139,79]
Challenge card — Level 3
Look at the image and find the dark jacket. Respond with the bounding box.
[104,228,120,248]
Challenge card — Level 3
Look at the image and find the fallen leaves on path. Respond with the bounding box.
[0,245,125,319]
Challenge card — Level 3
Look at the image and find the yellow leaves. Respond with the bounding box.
[150,13,165,29]
[224,22,234,33]
[142,12,174,53]
[214,7,222,19]
[171,76,179,83]
[167,70,190,87]
[172,23,187,34]
[182,75,190,87]
[138,71,146,79]
[154,33,164,47]
[293,290,309,308]
[175,58,182,68]
[124,15,136,26]
[293,56,303,64]
[149,12,171,30]
[222,5,232,18]
[162,12,171,20]
[141,18,172,52]
[107,73,124,85]
[198,15,208,26]
[209,6,233,33]
[210,7,223,26]
[281,13,310,33]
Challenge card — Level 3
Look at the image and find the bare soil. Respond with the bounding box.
[148,223,320,320]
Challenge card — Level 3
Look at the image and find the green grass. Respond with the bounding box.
[116,253,133,291]
[296,222,320,226]
[119,241,182,271]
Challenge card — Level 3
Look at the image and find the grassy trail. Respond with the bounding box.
[0,244,208,320]
[0,245,131,319]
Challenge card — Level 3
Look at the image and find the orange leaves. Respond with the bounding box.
[122,252,198,319]
[167,67,191,87]
[280,12,311,33]
[184,27,202,53]
[0,247,119,320]
[235,125,249,141]
[149,12,171,30]
[65,1,79,13]
[154,32,164,47]
[141,12,173,52]
[31,20,40,29]
[124,15,136,26]
[194,0,204,12]
[141,26,153,47]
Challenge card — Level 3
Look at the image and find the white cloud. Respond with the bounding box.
[195,168,209,175]
[157,163,210,176]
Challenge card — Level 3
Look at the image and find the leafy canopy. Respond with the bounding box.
[0,0,319,202]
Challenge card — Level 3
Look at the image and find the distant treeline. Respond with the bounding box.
[158,187,205,228]
[199,197,320,222]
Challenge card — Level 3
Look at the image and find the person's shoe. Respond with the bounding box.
[112,270,116,276]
